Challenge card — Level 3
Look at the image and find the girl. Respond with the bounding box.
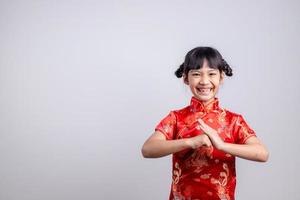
[141,47,269,200]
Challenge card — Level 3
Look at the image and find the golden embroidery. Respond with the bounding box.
[207,191,213,196]
[173,162,182,185]
[235,115,254,142]
[177,127,188,139]
[210,163,231,200]
[163,124,172,134]
[241,126,250,138]
[218,109,226,123]
[184,112,205,126]
[185,149,210,169]
[200,173,211,179]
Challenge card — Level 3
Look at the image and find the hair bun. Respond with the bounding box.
[222,59,233,76]
[175,63,184,78]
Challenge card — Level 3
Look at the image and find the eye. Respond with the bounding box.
[192,73,200,76]
[209,73,217,76]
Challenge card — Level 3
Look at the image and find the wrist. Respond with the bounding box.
[184,138,194,149]
[218,141,227,151]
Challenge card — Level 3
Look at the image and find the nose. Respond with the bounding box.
[199,74,210,85]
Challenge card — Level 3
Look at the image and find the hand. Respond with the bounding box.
[186,134,212,149]
[197,118,225,150]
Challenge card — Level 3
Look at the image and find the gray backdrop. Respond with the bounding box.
[1,0,299,199]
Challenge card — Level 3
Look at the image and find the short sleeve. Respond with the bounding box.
[154,111,177,140]
[233,115,256,144]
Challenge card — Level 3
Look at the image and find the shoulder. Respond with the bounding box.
[223,109,243,122]
[223,109,240,117]
[161,105,192,123]
[223,109,253,128]
[171,105,192,117]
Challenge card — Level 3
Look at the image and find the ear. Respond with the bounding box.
[183,74,189,85]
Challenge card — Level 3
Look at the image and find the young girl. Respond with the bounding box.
[141,47,269,200]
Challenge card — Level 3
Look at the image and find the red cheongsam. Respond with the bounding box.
[155,96,256,200]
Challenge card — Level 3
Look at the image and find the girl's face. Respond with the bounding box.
[184,59,224,105]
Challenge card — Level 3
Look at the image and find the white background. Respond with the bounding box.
[0,0,299,199]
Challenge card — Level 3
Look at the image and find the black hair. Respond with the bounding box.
[175,47,233,78]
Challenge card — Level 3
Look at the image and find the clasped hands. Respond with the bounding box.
[187,118,225,150]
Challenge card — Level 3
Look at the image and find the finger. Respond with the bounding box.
[198,119,210,130]
[196,124,205,131]
[207,138,213,146]
[205,140,212,147]
[202,131,209,135]
[198,124,208,132]
[197,118,205,125]
[198,127,208,134]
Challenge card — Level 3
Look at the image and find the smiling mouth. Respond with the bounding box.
[196,87,212,95]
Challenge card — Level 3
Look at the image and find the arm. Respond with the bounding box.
[197,119,269,162]
[141,131,212,158]
[220,136,269,162]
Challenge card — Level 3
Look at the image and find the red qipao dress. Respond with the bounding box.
[155,97,256,200]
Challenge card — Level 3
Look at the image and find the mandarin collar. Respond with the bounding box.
[190,96,220,113]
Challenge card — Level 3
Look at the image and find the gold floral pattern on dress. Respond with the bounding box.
[210,163,231,200]
[155,111,177,140]
[200,173,211,179]
[207,191,213,196]
[234,115,256,144]
[184,147,214,170]
[208,118,214,123]
[218,109,227,123]
[173,162,182,185]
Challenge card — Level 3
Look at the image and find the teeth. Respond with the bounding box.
[197,88,211,94]
[198,88,210,91]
